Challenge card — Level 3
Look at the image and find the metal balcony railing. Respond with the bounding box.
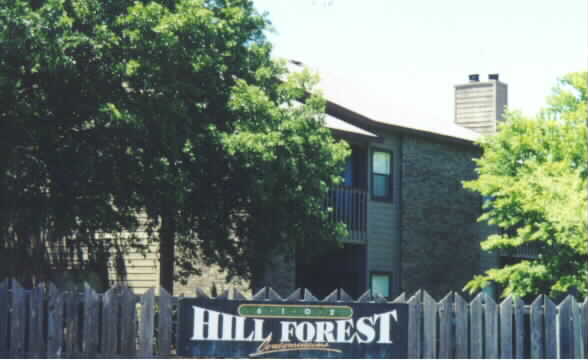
[325,186,367,243]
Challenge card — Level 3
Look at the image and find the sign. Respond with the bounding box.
[177,298,408,358]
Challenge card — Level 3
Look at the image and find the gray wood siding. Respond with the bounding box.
[455,82,496,135]
[366,134,401,294]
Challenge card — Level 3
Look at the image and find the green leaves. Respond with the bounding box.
[464,71,588,298]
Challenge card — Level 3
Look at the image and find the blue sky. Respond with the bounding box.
[253,0,587,126]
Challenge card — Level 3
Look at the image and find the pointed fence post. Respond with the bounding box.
[407,290,422,359]
[0,280,8,354]
[454,293,468,359]
[47,283,64,357]
[530,295,544,358]
[82,286,100,354]
[119,287,137,356]
[10,280,26,354]
[499,296,513,358]
[558,295,574,359]
[571,296,584,359]
[544,296,557,358]
[28,285,45,355]
[582,297,588,359]
[513,297,525,358]
[484,294,498,359]
[157,288,173,356]
[438,292,453,358]
[422,290,437,359]
[101,286,119,355]
[64,290,81,354]
[469,293,483,359]
[138,288,155,357]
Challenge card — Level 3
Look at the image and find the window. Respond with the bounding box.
[370,272,392,298]
[371,150,392,200]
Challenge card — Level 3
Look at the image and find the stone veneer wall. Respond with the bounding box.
[400,135,484,299]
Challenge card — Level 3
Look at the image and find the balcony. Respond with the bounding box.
[325,186,368,243]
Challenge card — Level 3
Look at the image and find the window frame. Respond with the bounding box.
[370,148,393,201]
[369,271,393,299]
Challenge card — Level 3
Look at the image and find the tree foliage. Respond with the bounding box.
[0,0,349,292]
[464,72,588,298]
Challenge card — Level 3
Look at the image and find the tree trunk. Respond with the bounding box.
[159,209,176,294]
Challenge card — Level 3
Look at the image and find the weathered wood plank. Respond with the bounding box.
[28,286,45,354]
[558,295,573,359]
[138,288,155,357]
[407,292,421,359]
[82,286,100,354]
[101,287,119,355]
[484,294,498,358]
[338,288,353,302]
[513,297,524,359]
[582,297,588,359]
[469,293,483,359]
[499,296,513,359]
[10,280,26,354]
[544,296,557,358]
[0,280,8,353]
[158,288,173,356]
[530,295,544,359]
[454,293,468,358]
[64,291,80,354]
[392,292,406,303]
[47,284,64,357]
[438,292,453,358]
[119,287,137,356]
[571,296,583,359]
[422,291,437,359]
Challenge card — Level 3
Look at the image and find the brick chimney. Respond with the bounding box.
[454,74,508,135]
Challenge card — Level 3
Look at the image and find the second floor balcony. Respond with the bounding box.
[325,186,367,243]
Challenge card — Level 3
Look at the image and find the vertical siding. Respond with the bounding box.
[366,134,402,295]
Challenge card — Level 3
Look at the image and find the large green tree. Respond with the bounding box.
[0,0,349,293]
[464,72,588,298]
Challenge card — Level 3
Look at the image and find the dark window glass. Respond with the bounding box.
[371,150,392,200]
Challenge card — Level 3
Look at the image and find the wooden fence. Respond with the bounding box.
[0,280,586,358]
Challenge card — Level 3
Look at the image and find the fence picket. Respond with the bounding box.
[82,286,100,354]
[571,297,583,359]
[530,295,543,358]
[0,280,8,353]
[407,291,421,358]
[101,287,119,355]
[513,297,524,359]
[582,297,588,359]
[422,291,437,359]
[28,286,45,354]
[454,293,468,358]
[119,287,137,356]
[499,296,513,358]
[158,288,173,356]
[484,294,498,359]
[64,291,81,354]
[558,295,573,358]
[139,288,155,357]
[438,292,453,358]
[469,293,483,359]
[10,280,26,354]
[47,284,64,357]
[544,296,557,358]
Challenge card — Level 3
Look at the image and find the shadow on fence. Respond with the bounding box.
[0,279,586,358]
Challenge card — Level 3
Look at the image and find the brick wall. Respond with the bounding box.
[400,135,484,298]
